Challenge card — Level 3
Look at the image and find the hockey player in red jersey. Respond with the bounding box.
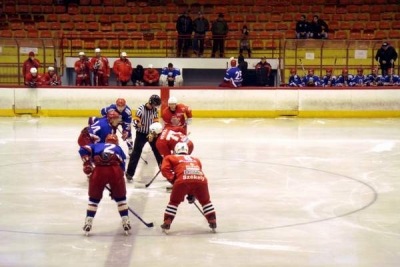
[161,96,192,135]
[22,51,40,83]
[41,66,61,86]
[74,51,92,86]
[79,134,130,235]
[148,122,194,158]
[25,67,43,88]
[90,48,110,86]
[160,142,216,233]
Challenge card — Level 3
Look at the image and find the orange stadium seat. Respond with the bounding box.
[100,23,112,32]
[14,30,26,38]
[160,14,171,23]
[165,23,176,31]
[31,6,43,14]
[63,22,75,30]
[23,22,35,31]
[10,21,23,30]
[0,30,13,38]
[122,15,133,23]
[252,23,264,31]
[85,41,96,50]
[340,22,352,30]
[258,14,269,23]
[98,15,110,24]
[370,14,381,21]
[148,14,159,23]
[233,14,245,23]
[37,22,49,30]
[361,30,374,40]
[140,23,151,32]
[50,22,61,31]
[142,6,152,14]
[59,14,70,23]
[91,0,102,5]
[374,30,387,40]
[92,6,104,14]
[97,39,109,49]
[72,14,84,23]
[131,32,143,40]
[88,22,99,31]
[265,22,276,31]
[334,31,348,39]
[245,14,257,23]
[72,39,83,49]
[113,22,125,32]
[135,15,146,23]
[80,0,91,5]
[153,6,165,14]
[127,22,139,32]
[155,31,167,40]
[115,6,128,14]
[123,40,135,49]
[347,5,359,13]
[349,30,361,39]
[46,14,58,22]
[379,21,391,30]
[110,15,121,23]
[352,22,364,31]
[17,5,30,14]
[365,21,378,31]
[228,23,239,32]
[118,32,129,40]
[85,14,96,23]
[110,40,120,49]
[43,6,54,14]
[284,30,295,39]
[27,29,39,38]
[79,6,91,14]
[392,21,400,30]
[252,40,264,50]
[104,6,114,14]
[226,40,238,50]
[149,40,161,49]
[277,23,288,31]
[136,40,148,49]
[75,22,87,31]
[388,30,400,39]
[162,39,174,49]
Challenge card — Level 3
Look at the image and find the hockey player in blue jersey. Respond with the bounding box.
[288,68,302,87]
[350,68,367,87]
[335,69,353,87]
[219,59,243,88]
[79,110,120,145]
[321,68,337,87]
[383,68,400,86]
[366,67,383,86]
[160,63,183,87]
[302,69,320,87]
[101,98,133,154]
[79,134,130,236]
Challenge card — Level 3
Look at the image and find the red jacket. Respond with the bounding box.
[23,58,40,81]
[144,69,160,84]
[113,58,133,82]
[90,56,110,77]
[42,72,61,86]
[25,73,43,88]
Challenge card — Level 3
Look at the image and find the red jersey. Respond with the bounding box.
[25,73,43,87]
[113,59,132,82]
[143,69,160,84]
[161,154,207,186]
[22,58,40,81]
[156,128,194,158]
[90,56,110,77]
[162,103,192,129]
[42,72,61,86]
[74,59,92,78]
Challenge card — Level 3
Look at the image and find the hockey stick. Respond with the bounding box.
[105,185,154,228]
[193,201,204,215]
[299,59,306,76]
[145,169,161,188]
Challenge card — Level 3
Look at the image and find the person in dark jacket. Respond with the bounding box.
[192,11,209,57]
[375,42,398,76]
[255,56,272,86]
[131,64,144,86]
[296,15,309,39]
[176,10,193,58]
[309,15,328,39]
[211,13,229,58]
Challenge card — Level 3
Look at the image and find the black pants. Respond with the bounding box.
[126,132,163,176]
[212,37,225,57]
[177,35,191,57]
[380,63,394,76]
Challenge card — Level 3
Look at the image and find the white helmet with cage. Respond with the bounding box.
[168,96,178,105]
[174,142,189,154]
[149,122,163,134]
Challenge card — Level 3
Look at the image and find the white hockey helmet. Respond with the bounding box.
[174,142,189,154]
[48,66,54,71]
[95,48,101,53]
[121,52,127,57]
[78,51,85,56]
[30,67,37,74]
[149,122,163,134]
[168,96,178,105]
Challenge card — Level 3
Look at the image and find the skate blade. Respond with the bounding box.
[211,229,217,233]
[124,230,130,236]
[162,228,169,235]
[84,231,90,236]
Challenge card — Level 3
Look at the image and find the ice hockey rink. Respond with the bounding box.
[0,116,399,267]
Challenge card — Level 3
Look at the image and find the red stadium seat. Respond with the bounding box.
[123,40,135,49]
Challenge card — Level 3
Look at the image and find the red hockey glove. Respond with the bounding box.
[122,130,129,141]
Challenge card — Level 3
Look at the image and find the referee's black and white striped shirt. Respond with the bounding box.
[133,104,159,135]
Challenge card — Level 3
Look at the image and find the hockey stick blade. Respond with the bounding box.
[145,170,161,188]
[105,186,154,228]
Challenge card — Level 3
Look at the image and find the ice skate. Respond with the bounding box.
[128,147,133,155]
[121,216,131,235]
[165,185,173,192]
[125,173,133,183]
[160,222,170,234]
[208,215,217,233]
[83,217,93,236]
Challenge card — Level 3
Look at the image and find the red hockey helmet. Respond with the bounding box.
[342,68,348,74]
[308,68,314,74]
[107,110,120,121]
[230,59,237,67]
[357,68,363,73]
[105,134,119,145]
[290,68,296,74]
[116,98,126,107]
[326,68,332,73]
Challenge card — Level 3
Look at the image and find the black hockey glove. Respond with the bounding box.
[186,195,195,204]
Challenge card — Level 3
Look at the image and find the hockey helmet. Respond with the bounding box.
[149,122,163,135]
[168,96,178,105]
[95,48,101,53]
[121,52,127,57]
[48,66,55,72]
[342,68,348,74]
[388,68,394,75]
[326,68,332,73]
[149,94,161,106]
[290,68,296,74]
[116,98,126,107]
[30,67,38,74]
[230,59,237,67]
[308,68,314,75]
[105,134,119,145]
[78,51,85,56]
[174,142,189,155]
[357,68,363,73]
[107,110,120,123]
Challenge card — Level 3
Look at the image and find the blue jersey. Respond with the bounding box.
[79,143,126,171]
[350,74,367,86]
[335,74,353,86]
[383,74,400,85]
[366,74,383,86]
[100,104,132,131]
[161,67,181,78]
[288,74,302,87]
[302,75,321,86]
[88,117,116,143]
[224,67,243,87]
[321,75,337,87]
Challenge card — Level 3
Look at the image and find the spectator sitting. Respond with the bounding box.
[239,26,251,58]
[309,15,328,39]
[160,63,183,87]
[143,64,160,86]
[296,15,310,39]
[131,64,144,86]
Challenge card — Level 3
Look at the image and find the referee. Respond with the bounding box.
[126,94,163,182]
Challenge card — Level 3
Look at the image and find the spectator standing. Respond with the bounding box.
[296,15,310,39]
[239,28,251,58]
[143,64,160,86]
[23,51,40,83]
[160,63,183,87]
[113,52,133,86]
[309,15,328,39]
[125,95,163,182]
[192,11,209,58]
[375,42,398,76]
[131,64,145,86]
[211,13,229,58]
[255,56,272,86]
[176,10,193,58]
[74,51,92,86]
[90,48,110,86]
[238,54,249,86]
[42,66,61,86]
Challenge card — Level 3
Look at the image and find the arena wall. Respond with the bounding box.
[1,86,400,118]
